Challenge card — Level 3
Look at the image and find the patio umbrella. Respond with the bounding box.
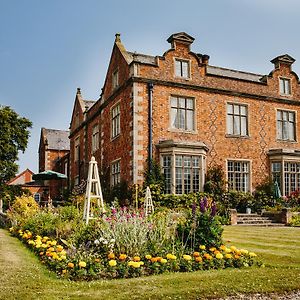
[32,170,67,181]
[32,170,67,204]
[273,181,282,199]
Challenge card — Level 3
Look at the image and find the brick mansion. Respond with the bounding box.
[38,32,300,198]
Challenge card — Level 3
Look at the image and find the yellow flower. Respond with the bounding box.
[199,245,206,250]
[249,252,257,257]
[78,261,86,268]
[22,233,28,239]
[109,260,117,267]
[52,253,59,260]
[183,255,192,261]
[50,240,57,246]
[56,245,64,252]
[62,269,67,274]
[204,253,212,260]
[160,259,167,264]
[108,252,115,259]
[41,244,48,248]
[209,247,216,252]
[95,258,100,263]
[215,253,223,259]
[9,227,14,232]
[39,252,44,256]
[128,261,141,268]
[225,248,232,253]
[60,255,67,260]
[241,249,249,255]
[220,245,226,251]
[67,262,74,268]
[133,256,141,262]
[225,254,232,259]
[145,254,152,260]
[28,240,35,245]
[230,246,237,252]
[166,254,177,260]
[48,247,54,252]
[119,254,127,260]
[193,252,200,257]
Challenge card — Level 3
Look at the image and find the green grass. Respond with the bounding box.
[1,226,300,300]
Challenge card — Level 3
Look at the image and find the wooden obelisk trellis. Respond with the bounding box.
[83,156,105,224]
[144,186,154,216]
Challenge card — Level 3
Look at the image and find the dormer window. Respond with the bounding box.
[112,69,119,90]
[279,78,291,95]
[175,59,190,78]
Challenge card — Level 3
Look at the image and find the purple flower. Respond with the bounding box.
[203,197,208,209]
[211,202,217,217]
[200,199,206,213]
[192,202,196,219]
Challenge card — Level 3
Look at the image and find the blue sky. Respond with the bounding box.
[1,0,300,173]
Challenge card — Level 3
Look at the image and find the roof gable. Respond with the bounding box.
[41,128,70,151]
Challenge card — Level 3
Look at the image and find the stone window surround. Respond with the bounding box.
[112,68,119,90]
[92,123,99,153]
[111,101,121,140]
[174,57,191,80]
[168,95,197,134]
[268,148,300,196]
[111,158,121,187]
[74,136,80,162]
[276,108,297,142]
[157,140,208,194]
[226,101,249,137]
[279,77,292,96]
[225,158,252,193]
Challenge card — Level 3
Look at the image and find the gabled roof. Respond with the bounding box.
[42,128,70,151]
[6,168,34,185]
[167,32,195,45]
[271,54,296,65]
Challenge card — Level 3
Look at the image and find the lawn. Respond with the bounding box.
[1,226,299,300]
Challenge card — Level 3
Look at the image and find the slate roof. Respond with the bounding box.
[127,52,157,65]
[206,66,264,83]
[43,128,70,151]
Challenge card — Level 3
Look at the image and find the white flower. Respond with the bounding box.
[94,239,100,245]
[103,240,108,245]
[110,239,115,243]
[99,237,105,242]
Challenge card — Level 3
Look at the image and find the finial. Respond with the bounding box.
[77,87,81,94]
[115,33,121,43]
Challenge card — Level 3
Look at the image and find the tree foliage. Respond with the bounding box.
[0,105,32,185]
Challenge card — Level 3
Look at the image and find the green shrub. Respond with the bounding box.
[176,197,223,249]
[289,215,300,227]
[7,195,39,226]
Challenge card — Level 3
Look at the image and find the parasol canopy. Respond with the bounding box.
[32,170,67,181]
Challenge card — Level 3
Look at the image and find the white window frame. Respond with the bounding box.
[276,109,296,141]
[279,77,291,96]
[226,103,248,137]
[92,124,99,152]
[111,103,121,139]
[226,159,251,192]
[174,58,190,79]
[111,159,121,186]
[170,96,195,131]
[159,142,208,195]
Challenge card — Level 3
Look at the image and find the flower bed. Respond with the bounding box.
[7,195,262,280]
[10,226,261,280]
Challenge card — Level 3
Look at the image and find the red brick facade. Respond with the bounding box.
[68,32,300,197]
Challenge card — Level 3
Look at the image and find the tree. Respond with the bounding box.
[0,105,32,186]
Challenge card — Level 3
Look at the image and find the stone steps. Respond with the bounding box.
[236,213,284,227]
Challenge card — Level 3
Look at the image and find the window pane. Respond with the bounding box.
[187,99,194,109]
[171,108,177,128]
[186,110,194,130]
[233,115,240,134]
[241,116,247,136]
[171,97,177,107]
[227,104,233,114]
[182,61,189,78]
[175,60,181,77]
[227,114,233,134]
[280,79,285,94]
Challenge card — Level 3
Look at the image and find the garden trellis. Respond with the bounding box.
[83,156,105,224]
[144,186,154,216]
